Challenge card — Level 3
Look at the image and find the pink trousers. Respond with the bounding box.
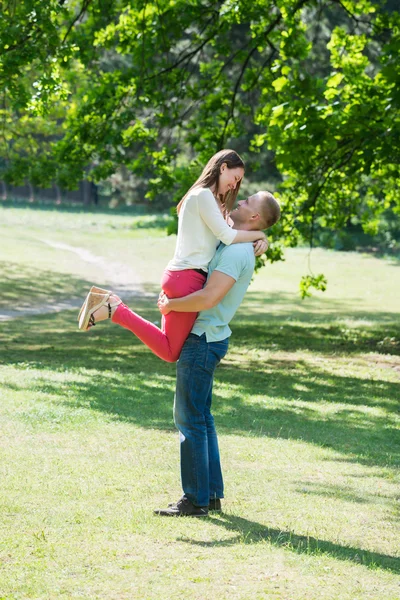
[112,268,207,363]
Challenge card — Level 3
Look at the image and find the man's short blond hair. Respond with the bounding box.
[257,191,281,229]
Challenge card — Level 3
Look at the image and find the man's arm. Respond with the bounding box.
[158,270,236,315]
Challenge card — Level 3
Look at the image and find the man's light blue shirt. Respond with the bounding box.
[191,242,255,342]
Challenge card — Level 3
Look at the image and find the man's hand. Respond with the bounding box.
[158,291,171,315]
[253,237,269,256]
[157,270,236,314]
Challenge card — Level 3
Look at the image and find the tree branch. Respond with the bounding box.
[306,143,361,219]
[138,1,148,94]
[1,26,43,55]
[218,0,310,148]
[329,0,377,33]
[218,44,263,149]
[246,42,278,91]
[62,0,94,44]
[144,22,222,83]
[217,37,254,75]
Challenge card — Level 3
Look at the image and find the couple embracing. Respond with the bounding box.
[78,149,281,517]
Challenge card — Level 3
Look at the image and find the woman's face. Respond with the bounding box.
[218,164,244,196]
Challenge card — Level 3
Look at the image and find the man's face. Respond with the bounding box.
[230,193,261,227]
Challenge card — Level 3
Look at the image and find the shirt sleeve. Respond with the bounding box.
[197,189,237,246]
[213,244,254,282]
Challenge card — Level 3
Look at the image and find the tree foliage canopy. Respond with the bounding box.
[1,0,399,293]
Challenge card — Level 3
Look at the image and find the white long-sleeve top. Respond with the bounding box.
[166,187,237,272]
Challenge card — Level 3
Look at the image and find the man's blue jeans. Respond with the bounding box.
[174,333,229,507]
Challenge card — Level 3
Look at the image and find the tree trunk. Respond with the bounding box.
[1,181,7,200]
[28,182,35,202]
[83,180,91,206]
[55,184,62,204]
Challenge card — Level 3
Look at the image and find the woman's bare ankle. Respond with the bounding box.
[109,294,122,318]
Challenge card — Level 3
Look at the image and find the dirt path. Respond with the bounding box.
[0,239,153,321]
[41,239,146,296]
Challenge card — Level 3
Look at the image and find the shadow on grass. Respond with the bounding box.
[177,514,400,574]
[0,261,95,312]
[3,289,400,354]
[0,301,399,469]
[239,291,400,326]
[0,263,160,315]
[292,481,394,505]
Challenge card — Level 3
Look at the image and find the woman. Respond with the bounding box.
[78,149,267,361]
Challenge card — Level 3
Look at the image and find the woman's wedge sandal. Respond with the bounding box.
[78,292,121,331]
[78,285,112,322]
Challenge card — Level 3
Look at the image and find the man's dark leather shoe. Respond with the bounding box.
[208,498,222,512]
[167,497,222,512]
[154,496,208,517]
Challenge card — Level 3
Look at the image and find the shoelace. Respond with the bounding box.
[176,496,188,508]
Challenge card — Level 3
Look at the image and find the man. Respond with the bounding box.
[154,191,281,517]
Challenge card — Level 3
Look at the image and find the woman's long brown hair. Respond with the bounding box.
[176,149,245,216]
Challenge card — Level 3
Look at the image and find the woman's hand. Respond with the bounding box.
[158,291,172,315]
[253,237,269,257]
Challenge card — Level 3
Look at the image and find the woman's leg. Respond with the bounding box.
[112,269,206,362]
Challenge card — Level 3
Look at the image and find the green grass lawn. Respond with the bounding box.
[0,201,399,599]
